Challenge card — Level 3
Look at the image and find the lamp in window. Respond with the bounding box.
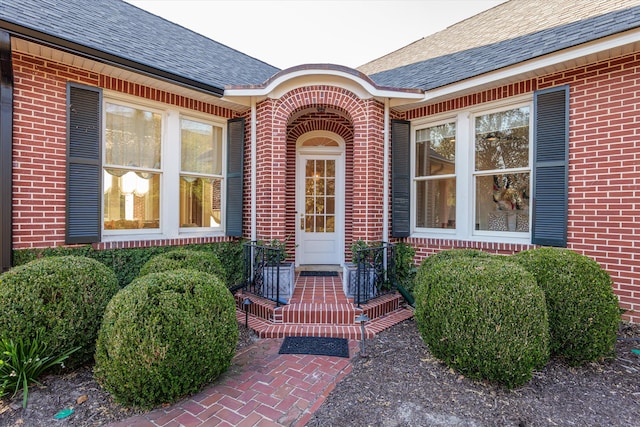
[103,170,112,193]
[121,171,149,196]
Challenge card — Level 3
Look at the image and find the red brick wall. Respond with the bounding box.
[12,50,235,251]
[404,52,640,322]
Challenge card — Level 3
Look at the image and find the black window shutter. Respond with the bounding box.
[66,83,102,244]
[226,117,245,237]
[391,119,411,237]
[532,85,569,247]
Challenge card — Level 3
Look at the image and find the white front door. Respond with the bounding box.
[296,154,344,265]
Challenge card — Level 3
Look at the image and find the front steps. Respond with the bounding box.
[234,289,414,340]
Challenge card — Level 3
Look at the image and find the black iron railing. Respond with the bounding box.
[351,242,396,306]
[242,241,288,307]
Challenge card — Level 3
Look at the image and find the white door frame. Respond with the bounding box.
[295,131,345,266]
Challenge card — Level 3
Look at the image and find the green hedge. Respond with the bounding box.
[394,242,417,294]
[414,255,549,388]
[0,256,119,368]
[512,248,620,366]
[138,249,225,281]
[94,270,238,409]
[12,241,244,289]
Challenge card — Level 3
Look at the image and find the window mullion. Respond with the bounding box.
[164,110,181,237]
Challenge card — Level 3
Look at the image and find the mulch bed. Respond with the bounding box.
[306,320,640,427]
[1,320,638,426]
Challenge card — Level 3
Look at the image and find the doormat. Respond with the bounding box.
[299,271,338,277]
[279,336,349,358]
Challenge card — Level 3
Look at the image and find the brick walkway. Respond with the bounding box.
[110,337,361,426]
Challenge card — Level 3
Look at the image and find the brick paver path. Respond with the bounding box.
[110,337,360,426]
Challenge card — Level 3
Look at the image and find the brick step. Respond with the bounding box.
[277,303,358,325]
[235,292,406,325]
[236,306,415,340]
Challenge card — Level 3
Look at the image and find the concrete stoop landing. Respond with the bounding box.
[234,273,414,339]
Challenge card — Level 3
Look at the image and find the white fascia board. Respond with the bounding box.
[422,29,640,103]
[224,68,424,100]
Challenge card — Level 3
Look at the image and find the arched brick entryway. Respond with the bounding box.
[254,85,385,264]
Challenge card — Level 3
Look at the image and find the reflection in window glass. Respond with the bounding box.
[181,119,222,175]
[180,177,221,227]
[179,118,223,229]
[475,107,529,171]
[415,123,456,177]
[474,107,530,233]
[416,178,456,229]
[414,122,456,229]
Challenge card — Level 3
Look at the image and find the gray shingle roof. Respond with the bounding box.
[369,6,640,90]
[0,0,279,92]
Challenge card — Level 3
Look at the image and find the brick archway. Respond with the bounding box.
[254,85,385,263]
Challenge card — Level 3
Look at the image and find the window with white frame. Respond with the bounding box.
[412,103,531,238]
[102,99,225,236]
[414,122,456,229]
[474,106,530,233]
[179,118,223,228]
[103,103,162,231]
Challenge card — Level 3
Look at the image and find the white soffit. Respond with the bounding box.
[11,37,249,113]
[222,67,424,107]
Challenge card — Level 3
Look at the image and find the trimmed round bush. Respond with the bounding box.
[94,269,238,408]
[419,249,494,270]
[0,256,119,368]
[416,249,495,293]
[138,249,225,283]
[415,256,549,388]
[512,248,620,366]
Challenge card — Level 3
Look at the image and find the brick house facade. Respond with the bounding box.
[1,0,640,322]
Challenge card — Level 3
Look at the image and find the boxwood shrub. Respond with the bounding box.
[0,256,119,368]
[414,256,549,388]
[94,269,238,408]
[512,248,620,366]
[416,249,495,294]
[138,249,226,283]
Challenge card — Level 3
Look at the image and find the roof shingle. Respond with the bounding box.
[358,0,640,76]
[369,5,640,90]
[0,0,280,91]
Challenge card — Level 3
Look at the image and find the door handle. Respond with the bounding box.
[299,214,305,230]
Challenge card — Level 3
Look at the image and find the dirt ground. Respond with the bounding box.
[1,320,639,427]
[307,320,640,427]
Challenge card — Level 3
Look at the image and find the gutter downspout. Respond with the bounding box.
[0,31,13,272]
[250,97,257,242]
[382,98,390,242]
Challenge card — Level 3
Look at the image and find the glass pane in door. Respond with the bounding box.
[304,159,336,232]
